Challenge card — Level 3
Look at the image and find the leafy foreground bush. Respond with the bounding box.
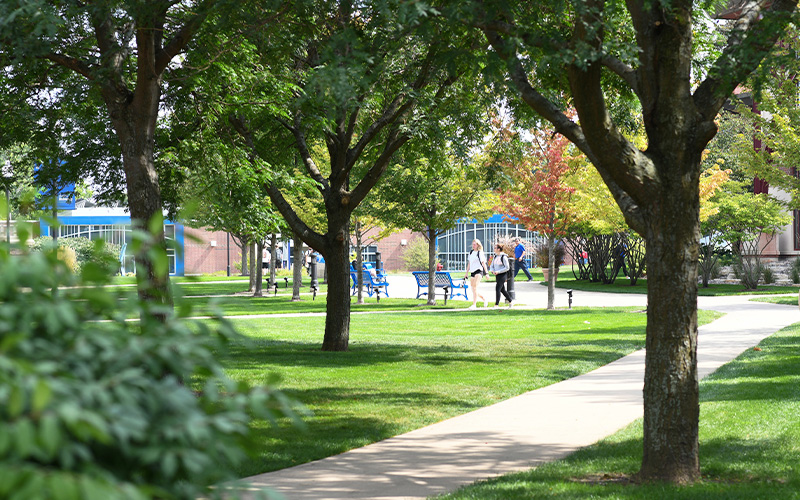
[0,235,301,499]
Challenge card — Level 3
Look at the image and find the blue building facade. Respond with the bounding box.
[40,205,186,276]
[436,214,544,271]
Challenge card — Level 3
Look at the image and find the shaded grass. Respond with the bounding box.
[436,322,800,499]
[185,295,473,316]
[222,308,721,477]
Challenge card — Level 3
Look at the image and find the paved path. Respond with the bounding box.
[234,278,799,500]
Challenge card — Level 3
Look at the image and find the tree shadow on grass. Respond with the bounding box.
[238,386,489,477]
[222,336,645,372]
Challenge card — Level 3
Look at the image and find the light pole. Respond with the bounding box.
[1,162,12,243]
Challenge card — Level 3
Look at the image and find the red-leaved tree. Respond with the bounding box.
[496,126,576,309]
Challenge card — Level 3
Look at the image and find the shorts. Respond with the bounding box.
[470,270,484,277]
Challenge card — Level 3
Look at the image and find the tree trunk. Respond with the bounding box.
[270,234,278,287]
[546,233,555,310]
[292,232,303,301]
[355,221,364,304]
[52,204,58,243]
[321,215,351,351]
[427,227,436,305]
[240,238,248,276]
[254,240,264,297]
[106,80,171,312]
[248,241,256,292]
[637,172,701,484]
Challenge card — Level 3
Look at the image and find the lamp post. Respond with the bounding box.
[1,162,12,243]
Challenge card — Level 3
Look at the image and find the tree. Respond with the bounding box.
[378,153,494,304]
[0,0,228,310]
[227,1,487,350]
[471,0,799,483]
[178,142,284,297]
[708,182,790,289]
[496,127,576,310]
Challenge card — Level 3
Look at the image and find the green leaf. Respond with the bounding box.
[32,378,52,413]
[38,413,61,459]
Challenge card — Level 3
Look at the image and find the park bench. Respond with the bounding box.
[411,271,469,304]
[363,262,387,279]
[361,270,389,299]
[350,267,390,299]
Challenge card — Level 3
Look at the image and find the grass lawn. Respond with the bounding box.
[221,307,722,477]
[176,279,327,297]
[436,323,800,499]
[551,273,800,296]
[750,295,798,306]
[185,295,474,316]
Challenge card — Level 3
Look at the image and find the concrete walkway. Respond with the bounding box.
[235,278,800,500]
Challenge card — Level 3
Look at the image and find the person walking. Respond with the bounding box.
[513,237,533,281]
[465,239,489,310]
[489,244,514,308]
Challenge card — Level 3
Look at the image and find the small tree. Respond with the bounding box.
[710,185,790,289]
[497,128,576,310]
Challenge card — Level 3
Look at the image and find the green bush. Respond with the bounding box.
[763,266,775,284]
[792,258,800,284]
[535,241,566,268]
[402,237,431,271]
[30,236,121,275]
[0,233,301,499]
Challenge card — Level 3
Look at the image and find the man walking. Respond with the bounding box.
[513,237,533,282]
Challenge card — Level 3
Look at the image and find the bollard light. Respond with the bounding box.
[567,289,573,309]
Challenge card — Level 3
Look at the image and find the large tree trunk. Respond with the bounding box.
[117,130,171,310]
[292,232,303,301]
[321,215,351,351]
[427,228,436,305]
[637,160,701,484]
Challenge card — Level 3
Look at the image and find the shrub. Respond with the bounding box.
[57,244,78,273]
[763,266,775,284]
[535,241,566,268]
[402,237,431,271]
[30,236,120,275]
[792,258,800,284]
[0,233,301,499]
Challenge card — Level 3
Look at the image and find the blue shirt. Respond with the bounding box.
[514,243,525,260]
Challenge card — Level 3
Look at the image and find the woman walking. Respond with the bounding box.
[465,239,489,310]
[489,244,514,308]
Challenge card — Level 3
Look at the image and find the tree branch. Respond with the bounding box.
[42,53,94,80]
[227,114,326,252]
[155,0,215,73]
[693,0,798,124]
[601,55,640,97]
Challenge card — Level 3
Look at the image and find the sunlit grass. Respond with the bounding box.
[221,308,722,477]
[436,322,800,499]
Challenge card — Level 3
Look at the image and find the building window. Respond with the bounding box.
[437,220,544,271]
[58,223,178,275]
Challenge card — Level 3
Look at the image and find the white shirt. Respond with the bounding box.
[467,250,487,273]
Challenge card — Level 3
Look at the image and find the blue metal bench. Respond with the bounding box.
[363,262,387,279]
[361,270,389,299]
[412,271,469,304]
[350,270,359,295]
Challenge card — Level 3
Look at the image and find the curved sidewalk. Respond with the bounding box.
[237,287,799,500]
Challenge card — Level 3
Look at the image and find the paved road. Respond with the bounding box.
[234,276,799,500]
